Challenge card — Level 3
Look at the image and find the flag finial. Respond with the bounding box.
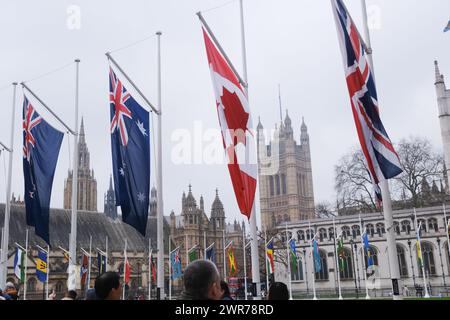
[435,60,444,84]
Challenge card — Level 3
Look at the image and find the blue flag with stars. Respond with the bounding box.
[23,95,63,245]
[109,67,150,236]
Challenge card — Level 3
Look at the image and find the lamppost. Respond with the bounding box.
[303,247,309,296]
[407,239,416,287]
[349,239,359,299]
[436,238,447,291]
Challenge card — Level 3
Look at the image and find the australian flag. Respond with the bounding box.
[109,67,150,236]
[23,95,63,245]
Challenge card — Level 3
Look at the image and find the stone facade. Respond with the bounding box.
[64,118,97,212]
[272,205,450,297]
[257,111,315,231]
[103,175,117,220]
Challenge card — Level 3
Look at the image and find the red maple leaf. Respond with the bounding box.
[220,87,249,146]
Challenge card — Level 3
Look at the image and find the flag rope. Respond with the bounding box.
[108,34,157,55]
[21,61,74,84]
[200,0,237,14]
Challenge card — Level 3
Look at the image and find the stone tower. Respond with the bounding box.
[150,186,157,217]
[435,60,450,189]
[257,110,315,230]
[64,118,98,211]
[104,175,117,219]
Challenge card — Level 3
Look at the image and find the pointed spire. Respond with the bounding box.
[257,116,263,130]
[79,116,86,144]
[435,60,444,84]
[109,174,113,190]
[278,84,283,122]
[301,116,307,131]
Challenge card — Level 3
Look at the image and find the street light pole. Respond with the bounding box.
[436,238,447,290]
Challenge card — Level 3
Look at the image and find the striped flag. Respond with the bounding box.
[14,247,25,283]
[226,242,237,276]
[416,221,423,267]
[331,0,403,204]
[266,239,275,274]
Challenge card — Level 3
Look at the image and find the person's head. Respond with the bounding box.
[183,260,222,300]
[220,281,230,298]
[85,288,98,300]
[66,290,77,300]
[95,271,121,300]
[268,282,289,300]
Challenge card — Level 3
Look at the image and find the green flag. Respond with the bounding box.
[188,247,198,263]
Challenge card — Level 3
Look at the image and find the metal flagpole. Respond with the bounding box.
[204,231,207,260]
[414,208,430,298]
[264,229,268,292]
[444,204,450,269]
[46,245,50,299]
[309,221,317,300]
[222,229,226,279]
[155,31,165,301]
[239,0,261,299]
[123,239,127,300]
[242,225,247,300]
[0,83,17,290]
[169,239,172,300]
[148,238,152,300]
[360,0,402,300]
[24,229,29,300]
[68,59,80,292]
[359,215,370,299]
[106,236,108,272]
[333,218,343,300]
[286,223,292,300]
[185,234,189,264]
[88,235,92,289]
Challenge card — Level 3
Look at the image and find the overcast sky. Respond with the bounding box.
[0,0,449,231]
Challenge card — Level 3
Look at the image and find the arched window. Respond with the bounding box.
[27,277,37,293]
[417,219,427,233]
[55,281,65,294]
[363,246,378,267]
[397,245,408,278]
[401,220,411,234]
[351,225,361,239]
[366,224,375,237]
[427,218,438,232]
[394,221,400,235]
[341,226,350,240]
[291,255,304,281]
[306,229,314,241]
[328,227,335,240]
[421,242,436,276]
[275,175,281,195]
[376,223,385,236]
[269,176,274,196]
[315,249,329,281]
[338,247,353,280]
[319,228,327,242]
[297,230,305,241]
[281,174,287,195]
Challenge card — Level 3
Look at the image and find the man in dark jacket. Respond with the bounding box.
[180,260,223,300]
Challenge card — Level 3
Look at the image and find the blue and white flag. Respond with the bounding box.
[312,239,321,272]
[205,243,216,263]
[14,247,25,282]
[170,247,183,280]
[362,230,374,267]
[109,68,150,236]
[23,96,63,245]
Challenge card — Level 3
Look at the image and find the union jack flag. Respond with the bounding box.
[170,247,183,280]
[109,67,132,146]
[331,0,403,203]
[23,98,42,162]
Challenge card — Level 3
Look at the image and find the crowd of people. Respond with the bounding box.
[0,260,290,301]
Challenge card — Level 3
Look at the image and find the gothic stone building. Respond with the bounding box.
[167,185,244,292]
[63,118,97,212]
[103,175,118,219]
[272,205,450,297]
[257,111,315,231]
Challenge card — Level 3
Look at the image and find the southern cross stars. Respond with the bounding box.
[136,119,147,137]
[137,192,146,202]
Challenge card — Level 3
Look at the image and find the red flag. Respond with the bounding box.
[201,26,257,219]
[151,256,156,283]
[124,259,131,284]
[80,253,89,286]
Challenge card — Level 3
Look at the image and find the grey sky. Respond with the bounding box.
[0,0,449,231]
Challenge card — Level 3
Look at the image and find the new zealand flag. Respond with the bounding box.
[23,95,63,245]
[109,67,150,236]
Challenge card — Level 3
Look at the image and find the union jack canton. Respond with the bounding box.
[331,0,403,204]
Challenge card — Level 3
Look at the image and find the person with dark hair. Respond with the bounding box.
[220,281,233,300]
[180,260,223,300]
[267,282,289,300]
[85,288,98,300]
[61,290,77,300]
[94,271,121,300]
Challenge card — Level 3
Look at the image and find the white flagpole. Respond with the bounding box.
[88,235,92,289]
[359,214,370,299]
[46,245,50,299]
[185,234,189,265]
[106,236,108,272]
[242,225,247,300]
[155,31,165,301]
[24,229,28,300]
[149,238,152,300]
[123,238,127,300]
[333,218,343,300]
[414,208,430,298]
[264,229,268,292]
[222,229,226,279]
[286,223,292,300]
[309,221,317,300]
[360,0,402,300]
[0,83,17,290]
[69,60,80,288]
[444,204,450,268]
[204,231,206,260]
[168,239,172,301]
[239,0,261,299]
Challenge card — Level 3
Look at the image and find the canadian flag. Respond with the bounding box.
[124,259,131,284]
[201,26,257,219]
